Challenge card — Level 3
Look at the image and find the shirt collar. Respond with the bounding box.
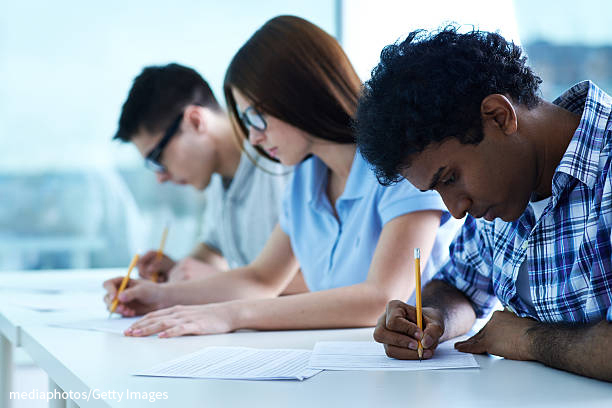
[307,148,364,205]
[553,81,612,192]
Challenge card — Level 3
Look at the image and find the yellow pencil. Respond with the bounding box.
[415,248,423,361]
[108,254,139,318]
[151,226,169,283]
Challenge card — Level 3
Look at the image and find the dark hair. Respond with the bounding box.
[114,63,220,142]
[223,15,361,161]
[356,26,542,185]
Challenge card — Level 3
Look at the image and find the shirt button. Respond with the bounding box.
[521,240,529,250]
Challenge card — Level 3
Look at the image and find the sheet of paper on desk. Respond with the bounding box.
[135,347,322,381]
[50,317,140,334]
[309,340,479,371]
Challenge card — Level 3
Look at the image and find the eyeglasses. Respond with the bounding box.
[144,113,183,173]
[238,106,267,132]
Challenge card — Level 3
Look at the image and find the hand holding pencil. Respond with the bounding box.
[372,248,446,360]
[103,256,164,317]
[108,254,139,317]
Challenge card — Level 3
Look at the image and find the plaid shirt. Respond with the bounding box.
[434,81,612,323]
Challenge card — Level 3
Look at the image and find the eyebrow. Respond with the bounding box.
[420,167,446,192]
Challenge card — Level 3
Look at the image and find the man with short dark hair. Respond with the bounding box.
[356,27,612,381]
[111,63,305,294]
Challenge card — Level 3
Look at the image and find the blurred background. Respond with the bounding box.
[1,0,611,272]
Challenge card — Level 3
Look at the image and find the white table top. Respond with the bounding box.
[3,270,612,407]
[0,268,121,345]
[19,323,612,408]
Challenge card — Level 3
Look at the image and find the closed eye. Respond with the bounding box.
[442,173,456,186]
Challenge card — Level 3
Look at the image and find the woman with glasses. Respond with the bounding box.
[105,15,460,337]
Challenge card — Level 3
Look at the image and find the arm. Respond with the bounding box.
[455,311,612,382]
[528,320,612,381]
[191,240,308,295]
[162,243,230,283]
[126,210,443,336]
[188,242,229,271]
[106,224,299,314]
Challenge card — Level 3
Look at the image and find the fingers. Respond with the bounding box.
[384,344,435,360]
[159,322,200,338]
[125,317,180,337]
[102,277,125,306]
[374,303,421,350]
[384,300,433,341]
[124,306,200,338]
[118,279,158,303]
[385,300,418,333]
[454,330,487,354]
[103,277,123,295]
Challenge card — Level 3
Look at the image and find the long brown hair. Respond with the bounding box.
[223,15,362,161]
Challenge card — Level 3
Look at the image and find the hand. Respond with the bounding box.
[124,303,237,338]
[167,257,221,282]
[373,300,445,360]
[102,277,166,317]
[137,250,176,282]
[454,310,536,360]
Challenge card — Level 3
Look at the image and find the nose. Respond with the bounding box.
[156,172,171,183]
[248,128,265,146]
[441,192,471,219]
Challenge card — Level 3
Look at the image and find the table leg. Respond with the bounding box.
[48,379,66,408]
[0,334,13,408]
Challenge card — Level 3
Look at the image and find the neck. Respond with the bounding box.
[529,100,581,197]
[311,141,356,181]
[209,110,242,180]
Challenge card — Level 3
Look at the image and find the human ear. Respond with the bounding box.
[480,94,518,135]
[184,105,207,133]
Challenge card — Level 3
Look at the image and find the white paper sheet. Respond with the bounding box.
[309,340,479,371]
[50,317,140,334]
[135,347,322,381]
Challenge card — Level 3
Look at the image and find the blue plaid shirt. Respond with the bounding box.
[434,81,612,323]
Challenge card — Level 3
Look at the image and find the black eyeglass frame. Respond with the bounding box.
[238,106,267,132]
[144,113,183,173]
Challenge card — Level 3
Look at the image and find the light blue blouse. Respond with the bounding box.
[280,150,459,303]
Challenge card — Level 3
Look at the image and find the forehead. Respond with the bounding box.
[401,138,465,190]
[231,88,254,110]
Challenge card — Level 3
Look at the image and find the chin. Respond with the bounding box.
[500,207,526,222]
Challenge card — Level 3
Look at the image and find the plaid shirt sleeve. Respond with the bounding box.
[432,216,498,318]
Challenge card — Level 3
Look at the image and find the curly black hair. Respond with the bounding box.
[356,26,542,186]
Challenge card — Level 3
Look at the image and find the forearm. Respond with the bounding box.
[423,279,477,341]
[160,266,281,307]
[231,282,394,331]
[189,243,229,271]
[527,320,612,381]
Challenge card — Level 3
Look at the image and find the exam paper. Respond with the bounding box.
[309,341,479,371]
[50,317,140,334]
[135,347,322,381]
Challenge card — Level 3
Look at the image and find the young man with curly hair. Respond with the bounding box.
[356,26,612,381]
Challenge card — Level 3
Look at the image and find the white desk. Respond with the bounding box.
[0,268,122,408]
[18,324,612,408]
[3,270,612,408]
